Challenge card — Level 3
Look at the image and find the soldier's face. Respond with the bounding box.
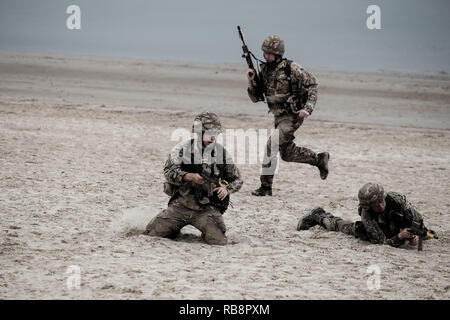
[203,133,216,147]
[371,199,386,213]
[263,51,276,63]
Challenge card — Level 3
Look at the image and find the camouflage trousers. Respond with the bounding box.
[144,199,227,245]
[321,214,368,240]
[261,113,319,188]
[321,215,356,236]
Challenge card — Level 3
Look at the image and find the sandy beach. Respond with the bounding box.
[0,51,449,299]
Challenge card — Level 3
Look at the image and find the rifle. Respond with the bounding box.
[183,163,231,214]
[407,219,438,251]
[237,25,265,102]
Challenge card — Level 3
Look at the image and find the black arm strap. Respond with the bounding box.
[284,59,293,95]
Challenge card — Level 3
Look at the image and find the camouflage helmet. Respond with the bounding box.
[261,35,285,56]
[192,112,222,133]
[358,183,385,209]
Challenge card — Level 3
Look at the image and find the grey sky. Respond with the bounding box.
[1,0,449,72]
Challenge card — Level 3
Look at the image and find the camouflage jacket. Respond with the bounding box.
[248,59,318,116]
[358,192,424,247]
[163,139,243,211]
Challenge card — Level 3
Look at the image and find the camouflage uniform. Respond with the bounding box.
[248,36,325,190]
[298,183,427,248]
[145,136,243,245]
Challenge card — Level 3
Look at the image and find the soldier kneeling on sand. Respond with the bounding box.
[297,183,437,248]
[144,112,243,245]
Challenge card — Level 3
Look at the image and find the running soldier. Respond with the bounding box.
[247,35,329,196]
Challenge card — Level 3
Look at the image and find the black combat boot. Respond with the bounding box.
[317,152,330,180]
[296,207,327,230]
[251,186,272,196]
